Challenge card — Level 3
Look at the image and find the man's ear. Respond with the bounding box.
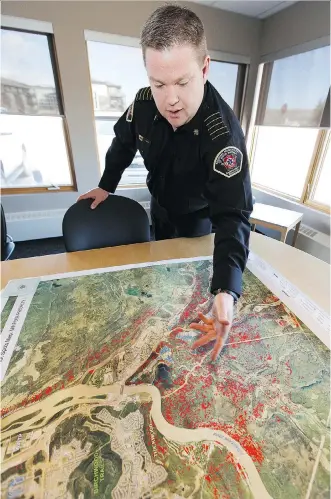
[202,55,210,83]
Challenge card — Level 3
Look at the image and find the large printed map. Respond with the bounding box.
[0,257,330,499]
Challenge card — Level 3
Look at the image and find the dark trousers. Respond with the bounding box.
[151,197,212,241]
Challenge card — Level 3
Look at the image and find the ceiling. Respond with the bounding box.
[190,1,297,19]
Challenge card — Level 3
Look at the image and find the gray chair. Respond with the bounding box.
[62,195,150,252]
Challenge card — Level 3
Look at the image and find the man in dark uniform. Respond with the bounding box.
[78,5,253,360]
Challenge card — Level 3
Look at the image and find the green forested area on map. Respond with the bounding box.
[1,260,329,498]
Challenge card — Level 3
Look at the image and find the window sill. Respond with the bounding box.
[252,183,300,204]
[117,184,147,190]
[0,185,77,195]
[252,184,330,215]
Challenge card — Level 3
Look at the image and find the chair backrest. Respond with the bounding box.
[1,204,15,261]
[1,204,7,251]
[62,195,150,252]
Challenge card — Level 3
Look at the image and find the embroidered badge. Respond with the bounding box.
[213,146,243,178]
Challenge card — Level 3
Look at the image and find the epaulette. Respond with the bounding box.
[135,86,153,101]
[204,111,229,140]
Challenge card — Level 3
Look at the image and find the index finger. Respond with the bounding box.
[198,312,213,325]
[211,323,230,361]
[189,323,213,333]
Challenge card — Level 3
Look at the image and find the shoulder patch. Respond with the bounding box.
[126,101,134,122]
[135,86,153,101]
[204,111,229,140]
[213,146,242,178]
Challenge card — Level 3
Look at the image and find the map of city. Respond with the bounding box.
[1,257,330,498]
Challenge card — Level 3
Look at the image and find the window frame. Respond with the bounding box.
[207,49,249,123]
[85,32,250,189]
[233,63,248,121]
[0,19,77,195]
[248,42,331,215]
[249,126,330,214]
[256,61,330,128]
[302,130,331,214]
[209,56,248,120]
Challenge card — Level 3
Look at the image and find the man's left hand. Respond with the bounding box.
[190,293,234,361]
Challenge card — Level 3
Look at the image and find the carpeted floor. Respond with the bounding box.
[10,237,66,260]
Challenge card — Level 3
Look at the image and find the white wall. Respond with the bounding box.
[1,0,260,237]
[260,0,330,58]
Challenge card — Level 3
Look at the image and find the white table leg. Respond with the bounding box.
[280,229,288,243]
[292,221,301,247]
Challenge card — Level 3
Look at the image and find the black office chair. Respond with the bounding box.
[62,195,150,252]
[1,204,15,261]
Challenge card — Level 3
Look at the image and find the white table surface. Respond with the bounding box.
[251,231,330,314]
[251,203,303,228]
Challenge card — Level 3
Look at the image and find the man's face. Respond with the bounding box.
[145,45,210,128]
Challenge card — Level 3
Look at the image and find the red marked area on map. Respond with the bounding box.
[0,259,329,498]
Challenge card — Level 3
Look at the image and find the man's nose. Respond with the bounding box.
[166,86,179,106]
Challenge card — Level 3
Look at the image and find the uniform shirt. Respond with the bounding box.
[99,81,253,297]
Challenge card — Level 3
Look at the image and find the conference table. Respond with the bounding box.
[1,232,330,315]
[1,232,330,499]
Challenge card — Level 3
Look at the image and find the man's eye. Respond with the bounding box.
[155,84,164,89]
[178,82,188,87]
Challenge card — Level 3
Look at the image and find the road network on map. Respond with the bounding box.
[1,260,330,498]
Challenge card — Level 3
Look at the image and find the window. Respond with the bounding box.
[94,118,146,187]
[86,40,149,187]
[208,60,246,118]
[308,133,331,210]
[0,28,75,191]
[250,45,330,211]
[209,61,238,109]
[256,46,330,127]
[251,127,319,199]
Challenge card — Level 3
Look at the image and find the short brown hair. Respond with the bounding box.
[141,4,207,65]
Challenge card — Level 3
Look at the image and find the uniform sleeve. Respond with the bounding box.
[98,102,137,193]
[203,129,253,297]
